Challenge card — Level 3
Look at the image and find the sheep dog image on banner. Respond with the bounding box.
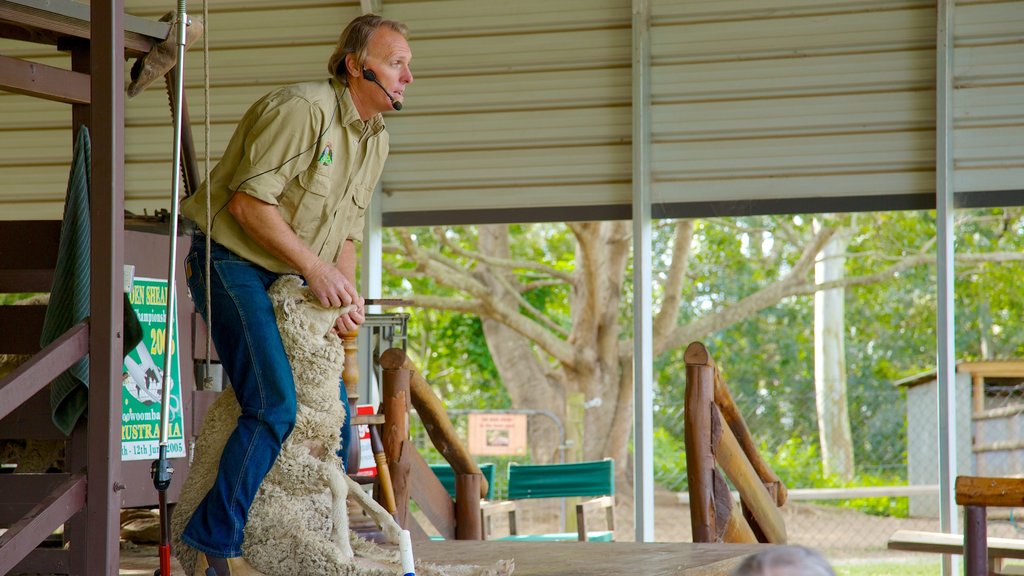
[172,276,513,576]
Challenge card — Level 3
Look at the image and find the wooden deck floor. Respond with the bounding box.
[413,540,769,576]
[120,540,768,576]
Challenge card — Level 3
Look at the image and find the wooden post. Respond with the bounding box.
[342,329,360,473]
[403,356,488,499]
[381,348,411,526]
[963,505,987,576]
[684,360,717,542]
[686,342,787,506]
[342,329,360,402]
[454,473,483,540]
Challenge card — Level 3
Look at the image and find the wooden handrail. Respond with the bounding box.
[0,472,86,575]
[685,342,787,506]
[684,341,788,545]
[0,321,89,422]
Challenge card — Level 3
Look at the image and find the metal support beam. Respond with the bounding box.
[631,0,654,542]
[360,0,381,15]
[936,1,958,575]
[88,1,125,574]
[360,184,384,404]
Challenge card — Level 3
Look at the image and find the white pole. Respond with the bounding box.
[936,1,958,574]
[631,0,655,542]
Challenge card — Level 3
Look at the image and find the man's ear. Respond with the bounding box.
[344,54,362,79]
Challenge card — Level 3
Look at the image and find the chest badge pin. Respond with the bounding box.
[317,142,333,167]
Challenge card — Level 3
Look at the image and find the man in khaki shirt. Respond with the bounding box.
[179,14,412,576]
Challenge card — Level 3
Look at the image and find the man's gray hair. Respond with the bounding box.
[327,13,409,85]
[731,546,835,576]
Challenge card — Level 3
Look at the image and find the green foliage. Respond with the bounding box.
[382,226,510,410]
[387,207,1024,512]
[652,427,688,492]
[0,293,43,304]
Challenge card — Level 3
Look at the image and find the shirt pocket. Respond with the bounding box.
[290,168,331,237]
[350,183,372,210]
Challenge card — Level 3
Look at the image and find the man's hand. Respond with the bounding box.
[332,295,365,335]
[304,259,360,309]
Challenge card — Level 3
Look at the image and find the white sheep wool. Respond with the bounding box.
[172,276,513,576]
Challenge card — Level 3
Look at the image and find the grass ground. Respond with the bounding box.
[833,557,940,576]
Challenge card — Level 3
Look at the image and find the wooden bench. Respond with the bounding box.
[888,529,1024,558]
[888,529,1024,575]
[887,476,1024,575]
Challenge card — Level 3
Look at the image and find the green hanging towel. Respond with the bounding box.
[41,125,92,436]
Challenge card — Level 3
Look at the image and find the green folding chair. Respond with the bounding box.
[428,462,496,500]
[481,459,615,542]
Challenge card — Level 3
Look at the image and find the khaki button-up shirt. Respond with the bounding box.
[181,77,388,273]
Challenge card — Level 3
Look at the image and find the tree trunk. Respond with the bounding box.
[813,224,855,480]
[476,222,632,466]
[566,222,631,463]
[477,225,564,463]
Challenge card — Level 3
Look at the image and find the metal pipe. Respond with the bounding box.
[936,1,958,575]
[154,3,188,574]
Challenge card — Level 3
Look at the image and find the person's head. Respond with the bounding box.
[731,546,835,576]
[327,14,413,119]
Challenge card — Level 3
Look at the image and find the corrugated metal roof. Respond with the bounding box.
[0,0,1021,222]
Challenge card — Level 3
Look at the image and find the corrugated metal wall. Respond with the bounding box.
[650,0,938,206]
[954,0,1024,195]
[378,0,633,218]
[0,0,1020,221]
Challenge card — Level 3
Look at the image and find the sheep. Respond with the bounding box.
[172,275,513,576]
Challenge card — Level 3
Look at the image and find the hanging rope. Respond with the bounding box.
[202,0,214,390]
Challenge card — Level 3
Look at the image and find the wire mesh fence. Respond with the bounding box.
[414,368,1024,562]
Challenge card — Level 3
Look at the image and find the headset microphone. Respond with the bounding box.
[361,68,402,111]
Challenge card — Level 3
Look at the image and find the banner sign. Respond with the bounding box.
[121,277,187,461]
[468,413,527,456]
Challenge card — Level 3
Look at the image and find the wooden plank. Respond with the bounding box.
[412,540,769,576]
[0,0,167,54]
[0,473,71,524]
[0,387,64,439]
[0,54,89,104]
[0,270,53,294]
[192,389,219,436]
[714,412,787,544]
[888,529,1024,559]
[0,220,59,273]
[406,444,455,540]
[0,305,46,354]
[957,476,1024,507]
[0,321,88,421]
[10,547,69,574]
[0,472,86,575]
[959,361,1024,378]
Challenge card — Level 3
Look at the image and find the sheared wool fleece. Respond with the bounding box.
[172,276,513,576]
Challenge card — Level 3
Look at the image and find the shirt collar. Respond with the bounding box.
[331,77,386,136]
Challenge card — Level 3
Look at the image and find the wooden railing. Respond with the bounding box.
[684,341,788,544]
[369,347,487,541]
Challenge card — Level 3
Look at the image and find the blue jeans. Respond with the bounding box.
[181,235,350,557]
